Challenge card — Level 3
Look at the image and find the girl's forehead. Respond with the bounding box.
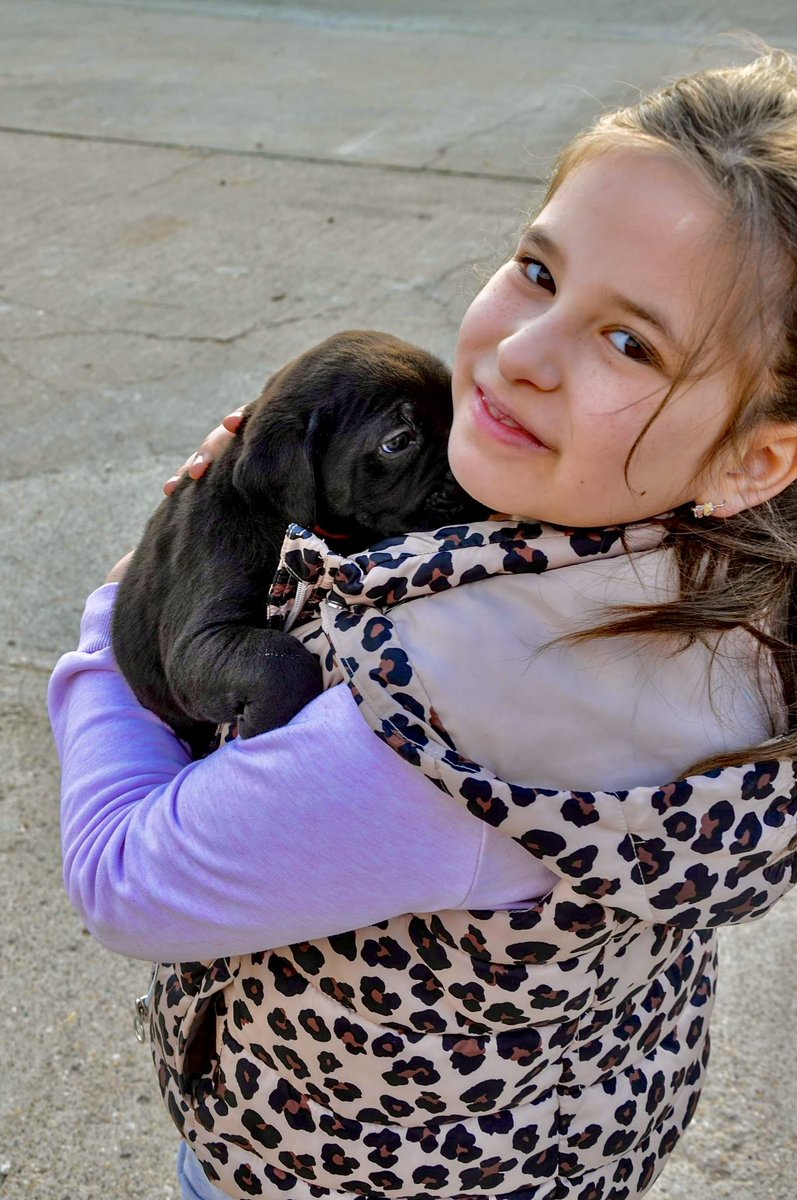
[536,148,724,252]
[527,149,732,324]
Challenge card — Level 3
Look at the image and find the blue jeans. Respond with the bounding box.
[176,1141,230,1200]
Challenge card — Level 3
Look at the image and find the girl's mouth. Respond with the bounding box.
[472,386,548,449]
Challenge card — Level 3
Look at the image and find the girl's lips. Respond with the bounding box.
[472,386,548,449]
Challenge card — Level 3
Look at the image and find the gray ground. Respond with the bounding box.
[2,1,796,1197]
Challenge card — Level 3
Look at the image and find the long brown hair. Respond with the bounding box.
[543,47,797,771]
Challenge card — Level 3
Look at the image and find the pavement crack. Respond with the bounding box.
[0,307,344,349]
[123,153,207,197]
[423,107,547,173]
[0,125,542,186]
[388,258,487,314]
[1,324,260,346]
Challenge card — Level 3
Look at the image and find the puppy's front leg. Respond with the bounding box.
[166,625,323,738]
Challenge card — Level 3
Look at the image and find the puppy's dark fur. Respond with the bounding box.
[112,330,482,756]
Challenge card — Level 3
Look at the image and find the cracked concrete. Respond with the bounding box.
[3,324,261,345]
[2,2,796,1198]
[0,124,547,185]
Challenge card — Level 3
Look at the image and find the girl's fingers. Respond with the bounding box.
[222,406,247,433]
[162,409,244,496]
[187,452,208,479]
[163,453,200,496]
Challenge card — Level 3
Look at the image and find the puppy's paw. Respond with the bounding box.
[236,648,324,738]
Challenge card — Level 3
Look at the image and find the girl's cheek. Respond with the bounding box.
[460,277,504,337]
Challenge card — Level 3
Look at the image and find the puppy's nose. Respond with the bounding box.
[416,472,488,528]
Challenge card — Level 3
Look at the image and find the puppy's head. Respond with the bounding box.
[233,330,483,543]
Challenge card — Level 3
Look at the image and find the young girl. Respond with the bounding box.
[50,48,797,1200]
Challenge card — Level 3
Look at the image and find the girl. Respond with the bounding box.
[50,47,797,1200]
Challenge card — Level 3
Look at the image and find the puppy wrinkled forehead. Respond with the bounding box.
[398,401,418,429]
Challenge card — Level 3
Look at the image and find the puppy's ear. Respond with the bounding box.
[232,405,319,529]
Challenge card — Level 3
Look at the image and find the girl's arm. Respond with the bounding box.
[50,585,552,962]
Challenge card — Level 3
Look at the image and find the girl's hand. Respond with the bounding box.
[106,550,135,584]
[162,406,246,496]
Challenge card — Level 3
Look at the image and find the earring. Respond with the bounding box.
[691,500,726,519]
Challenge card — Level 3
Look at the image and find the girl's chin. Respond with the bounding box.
[447,442,527,517]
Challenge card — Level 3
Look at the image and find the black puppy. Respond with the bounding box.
[112,330,481,756]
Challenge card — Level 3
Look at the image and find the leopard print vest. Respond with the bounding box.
[150,519,797,1200]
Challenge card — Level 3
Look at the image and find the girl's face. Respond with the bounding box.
[449,149,739,526]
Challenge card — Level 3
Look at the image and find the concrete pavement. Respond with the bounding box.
[2,2,796,1197]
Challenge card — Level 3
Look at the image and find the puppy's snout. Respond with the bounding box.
[415,471,488,528]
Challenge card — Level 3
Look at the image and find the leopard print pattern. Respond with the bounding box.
[150,519,797,1200]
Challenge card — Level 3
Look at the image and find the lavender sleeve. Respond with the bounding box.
[49,585,553,962]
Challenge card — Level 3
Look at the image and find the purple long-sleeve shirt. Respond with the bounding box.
[48,585,555,962]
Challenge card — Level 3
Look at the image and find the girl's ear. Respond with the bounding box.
[712,422,797,516]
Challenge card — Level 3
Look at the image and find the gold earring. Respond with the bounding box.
[691,500,726,519]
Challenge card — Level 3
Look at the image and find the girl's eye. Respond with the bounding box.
[522,258,556,294]
[380,429,416,455]
[606,329,654,364]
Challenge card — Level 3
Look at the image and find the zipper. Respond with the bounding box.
[282,579,309,633]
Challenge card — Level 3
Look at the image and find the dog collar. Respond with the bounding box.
[312,524,351,542]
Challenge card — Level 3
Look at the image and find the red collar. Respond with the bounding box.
[312,524,351,542]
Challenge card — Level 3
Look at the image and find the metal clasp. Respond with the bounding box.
[134,966,157,1043]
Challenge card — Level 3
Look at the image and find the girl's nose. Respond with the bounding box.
[496,321,562,392]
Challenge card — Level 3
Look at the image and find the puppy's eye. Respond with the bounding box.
[380,429,416,455]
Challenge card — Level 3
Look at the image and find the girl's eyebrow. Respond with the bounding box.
[520,225,685,357]
[519,226,560,262]
[605,292,684,357]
